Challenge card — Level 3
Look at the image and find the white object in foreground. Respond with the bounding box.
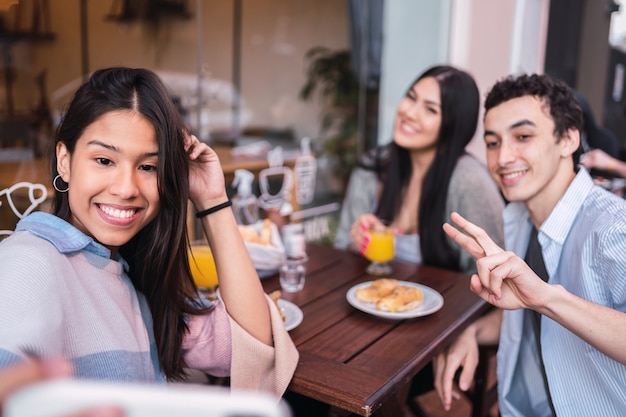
[5,379,291,417]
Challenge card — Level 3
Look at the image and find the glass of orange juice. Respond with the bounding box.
[188,240,219,300]
[363,224,395,276]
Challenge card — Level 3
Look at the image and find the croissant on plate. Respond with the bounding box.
[268,290,286,322]
[376,285,423,312]
[355,278,398,303]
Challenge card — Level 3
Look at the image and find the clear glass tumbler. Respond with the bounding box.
[279,256,308,292]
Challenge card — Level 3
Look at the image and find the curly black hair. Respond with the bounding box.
[484,73,584,165]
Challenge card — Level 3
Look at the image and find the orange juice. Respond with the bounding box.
[188,244,219,288]
[364,230,395,263]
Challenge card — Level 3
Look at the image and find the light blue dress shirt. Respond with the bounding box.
[497,169,626,417]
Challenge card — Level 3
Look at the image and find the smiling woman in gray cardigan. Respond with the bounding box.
[334,65,504,274]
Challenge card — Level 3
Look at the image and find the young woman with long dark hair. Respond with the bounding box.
[0,67,297,395]
[335,65,504,273]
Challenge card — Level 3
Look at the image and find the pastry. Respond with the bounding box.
[269,290,286,321]
[355,278,398,303]
[376,285,423,312]
[238,219,273,246]
[258,219,272,245]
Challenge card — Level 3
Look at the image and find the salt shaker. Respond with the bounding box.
[282,223,306,259]
[280,223,307,292]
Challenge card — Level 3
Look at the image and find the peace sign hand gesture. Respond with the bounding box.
[443,212,550,311]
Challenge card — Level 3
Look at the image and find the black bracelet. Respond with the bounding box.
[195,200,233,218]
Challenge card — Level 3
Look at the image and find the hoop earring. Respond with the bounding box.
[53,175,69,193]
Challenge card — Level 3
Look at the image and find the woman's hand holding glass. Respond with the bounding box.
[351,214,395,275]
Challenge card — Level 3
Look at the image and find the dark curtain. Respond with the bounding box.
[348,0,383,154]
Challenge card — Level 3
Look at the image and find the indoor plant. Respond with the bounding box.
[299,47,359,193]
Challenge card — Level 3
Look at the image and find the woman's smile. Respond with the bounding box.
[98,204,141,220]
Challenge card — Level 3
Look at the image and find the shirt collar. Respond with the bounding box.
[16,212,130,272]
[502,168,594,253]
[539,168,593,245]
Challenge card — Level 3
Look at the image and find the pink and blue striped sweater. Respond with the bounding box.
[0,213,298,395]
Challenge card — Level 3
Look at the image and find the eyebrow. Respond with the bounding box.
[408,88,441,108]
[87,140,158,158]
[510,119,536,129]
[425,99,441,108]
[484,119,536,137]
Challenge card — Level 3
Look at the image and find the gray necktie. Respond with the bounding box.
[524,227,556,415]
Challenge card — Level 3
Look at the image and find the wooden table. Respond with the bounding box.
[261,243,489,417]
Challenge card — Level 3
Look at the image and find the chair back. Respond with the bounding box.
[0,182,48,239]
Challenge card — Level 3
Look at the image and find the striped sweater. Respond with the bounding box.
[0,212,298,395]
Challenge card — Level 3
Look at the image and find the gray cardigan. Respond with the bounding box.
[334,153,505,274]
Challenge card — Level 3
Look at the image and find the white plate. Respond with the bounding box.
[277,299,303,331]
[346,281,444,319]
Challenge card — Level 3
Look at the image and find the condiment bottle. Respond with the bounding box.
[231,169,259,225]
[294,137,317,205]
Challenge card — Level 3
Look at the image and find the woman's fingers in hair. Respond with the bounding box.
[184,135,218,164]
[183,133,196,151]
[184,134,202,155]
[184,133,211,159]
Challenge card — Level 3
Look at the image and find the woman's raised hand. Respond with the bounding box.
[184,134,228,211]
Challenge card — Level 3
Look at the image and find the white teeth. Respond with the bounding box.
[502,171,525,179]
[401,121,417,134]
[100,205,136,219]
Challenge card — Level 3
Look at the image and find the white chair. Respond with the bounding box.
[0,182,48,238]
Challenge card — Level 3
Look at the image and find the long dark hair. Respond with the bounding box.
[51,67,204,380]
[374,65,479,270]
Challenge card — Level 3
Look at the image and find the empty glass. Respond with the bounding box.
[279,256,308,293]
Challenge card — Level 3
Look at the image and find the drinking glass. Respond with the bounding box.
[188,241,219,300]
[363,224,395,276]
[279,256,308,293]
